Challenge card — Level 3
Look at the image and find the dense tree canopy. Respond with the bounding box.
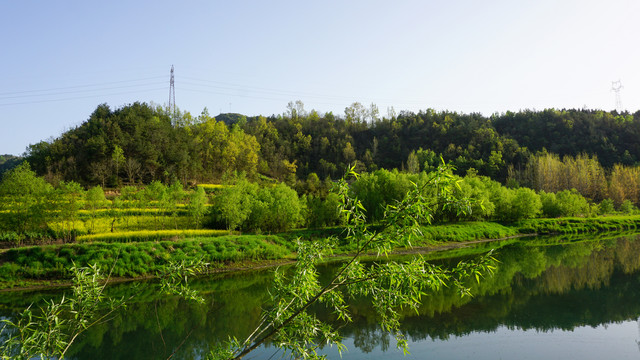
[12,102,640,197]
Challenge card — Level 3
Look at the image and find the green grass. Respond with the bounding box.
[514,216,640,234]
[0,235,290,287]
[77,207,190,217]
[5,215,640,289]
[77,229,229,243]
[284,222,519,252]
[47,215,195,237]
[196,184,226,193]
[413,222,519,246]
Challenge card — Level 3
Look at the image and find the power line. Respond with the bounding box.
[0,71,431,112]
[0,87,166,107]
[0,81,166,100]
[0,76,166,97]
[179,76,427,105]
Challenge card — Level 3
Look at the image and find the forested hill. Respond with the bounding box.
[0,154,22,178]
[20,102,640,187]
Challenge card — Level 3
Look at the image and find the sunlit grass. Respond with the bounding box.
[47,215,196,236]
[0,235,289,283]
[77,229,229,243]
[196,184,226,193]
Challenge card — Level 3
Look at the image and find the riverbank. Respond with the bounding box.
[2,215,640,290]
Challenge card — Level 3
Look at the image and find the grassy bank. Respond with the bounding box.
[0,235,290,289]
[514,215,640,234]
[3,215,640,290]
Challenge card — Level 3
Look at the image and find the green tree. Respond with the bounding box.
[163,181,185,229]
[56,181,85,241]
[510,187,542,220]
[213,179,258,232]
[455,175,495,220]
[123,158,141,184]
[188,186,208,228]
[141,180,167,229]
[304,193,342,228]
[554,189,590,217]
[111,145,125,184]
[259,183,303,232]
[0,162,54,234]
[406,150,420,174]
[598,198,615,215]
[286,100,307,120]
[618,199,637,214]
[344,102,367,124]
[85,186,107,233]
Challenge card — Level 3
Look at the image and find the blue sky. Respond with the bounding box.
[2,0,639,155]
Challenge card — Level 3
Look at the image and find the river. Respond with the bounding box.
[2,232,640,359]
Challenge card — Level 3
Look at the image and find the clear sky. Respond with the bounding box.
[1,0,639,155]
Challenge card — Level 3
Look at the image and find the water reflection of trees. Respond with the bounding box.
[29,270,275,360]
[4,234,640,359]
[340,234,640,349]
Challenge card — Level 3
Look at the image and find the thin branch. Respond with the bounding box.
[166,329,193,360]
[155,301,167,349]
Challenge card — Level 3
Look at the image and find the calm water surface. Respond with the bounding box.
[2,232,640,359]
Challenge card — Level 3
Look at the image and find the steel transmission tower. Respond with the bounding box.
[612,80,623,112]
[169,65,176,117]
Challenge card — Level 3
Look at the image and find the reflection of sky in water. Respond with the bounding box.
[322,319,640,360]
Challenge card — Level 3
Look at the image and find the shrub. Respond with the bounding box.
[599,198,615,215]
[305,193,342,228]
[619,200,638,215]
[511,187,542,220]
[491,185,541,222]
[540,191,560,217]
[555,189,590,217]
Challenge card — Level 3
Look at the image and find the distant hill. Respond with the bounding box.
[0,154,23,178]
[215,113,247,127]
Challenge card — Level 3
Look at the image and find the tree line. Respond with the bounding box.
[13,102,639,187]
[3,101,640,216]
[4,160,637,247]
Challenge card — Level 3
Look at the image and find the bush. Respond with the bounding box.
[350,169,414,222]
[555,189,590,217]
[211,179,303,233]
[599,198,615,215]
[619,200,638,215]
[511,187,542,220]
[454,176,495,221]
[540,189,590,218]
[540,191,560,217]
[211,179,258,231]
[258,183,303,232]
[491,185,541,222]
[305,193,342,228]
